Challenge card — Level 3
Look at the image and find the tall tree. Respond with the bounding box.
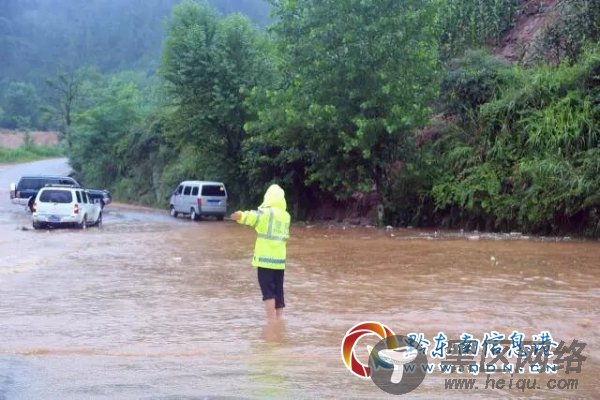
[255,0,441,217]
[44,69,85,148]
[160,1,273,202]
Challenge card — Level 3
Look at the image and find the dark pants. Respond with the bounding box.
[257,267,285,309]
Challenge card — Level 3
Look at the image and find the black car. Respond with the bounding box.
[10,175,81,211]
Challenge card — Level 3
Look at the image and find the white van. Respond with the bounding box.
[169,181,228,221]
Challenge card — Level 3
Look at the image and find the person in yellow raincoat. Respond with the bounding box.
[230,184,291,320]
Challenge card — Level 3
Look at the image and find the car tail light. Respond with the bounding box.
[32,202,37,212]
[74,204,80,214]
[197,198,202,206]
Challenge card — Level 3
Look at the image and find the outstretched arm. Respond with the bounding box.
[230,210,262,227]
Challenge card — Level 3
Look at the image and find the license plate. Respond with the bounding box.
[48,215,61,222]
[208,200,220,204]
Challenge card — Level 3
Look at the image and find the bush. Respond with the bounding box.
[429,49,600,235]
[440,50,509,119]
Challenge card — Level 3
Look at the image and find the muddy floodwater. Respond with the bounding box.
[1,159,599,399]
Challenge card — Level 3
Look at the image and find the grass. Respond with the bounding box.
[0,145,66,163]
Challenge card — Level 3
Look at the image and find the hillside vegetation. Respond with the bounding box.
[5,0,599,236]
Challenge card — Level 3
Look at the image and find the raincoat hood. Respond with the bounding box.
[260,184,287,211]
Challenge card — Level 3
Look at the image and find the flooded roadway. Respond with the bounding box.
[0,159,599,399]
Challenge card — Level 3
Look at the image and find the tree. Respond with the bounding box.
[44,69,86,148]
[70,77,142,188]
[160,1,273,204]
[1,81,40,129]
[256,0,441,218]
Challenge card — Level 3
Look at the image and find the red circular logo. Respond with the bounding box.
[341,321,396,378]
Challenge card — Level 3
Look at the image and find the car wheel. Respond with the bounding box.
[217,215,224,221]
[190,208,198,221]
[79,215,87,230]
[170,206,178,218]
[96,212,102,227]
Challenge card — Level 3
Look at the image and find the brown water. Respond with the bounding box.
[1,160,599,399]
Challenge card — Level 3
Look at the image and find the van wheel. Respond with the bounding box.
[217,215,224,221]
[170,206,178,218]
[96,212,102,227]
[190,209,199,221]
[79,216,87,230]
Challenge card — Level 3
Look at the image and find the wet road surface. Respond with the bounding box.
[0,159,599,399]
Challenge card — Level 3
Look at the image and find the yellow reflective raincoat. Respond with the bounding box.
[237,184,291,269]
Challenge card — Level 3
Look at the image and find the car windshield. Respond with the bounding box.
[39,190,72,203]
[201,185,226,197]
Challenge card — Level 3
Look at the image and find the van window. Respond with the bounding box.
[201,185,226,197]
[76,191,82,203]
[183,186,192,196]
[39,190,72,203]
[82,191,88,204]
[191,187,199,196]
[176,185,183,194]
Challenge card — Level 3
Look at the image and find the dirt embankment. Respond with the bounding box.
[0,130,60,149]
[494,0,558,63]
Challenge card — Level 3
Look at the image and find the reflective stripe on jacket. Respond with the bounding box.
[237,184,290,270]
[238,207,290,269]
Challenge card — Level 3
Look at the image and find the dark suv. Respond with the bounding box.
[10,175,81,211]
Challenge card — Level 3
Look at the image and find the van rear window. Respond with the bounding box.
[39,190,72,203]
[201,185,226,196]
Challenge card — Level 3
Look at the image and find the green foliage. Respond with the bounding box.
[536,0,600,63]
[440,50,509,118]
[0,0,271,84]
[0,145,65,163]
[160,0,274,205]
[428,49,600,235]
[255,0,441,212]
[0,81,41,129]
[438,0,521,59]
[70,77,143,188]
[46,0,600,237]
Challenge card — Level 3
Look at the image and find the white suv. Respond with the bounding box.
[32,186,102,229]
